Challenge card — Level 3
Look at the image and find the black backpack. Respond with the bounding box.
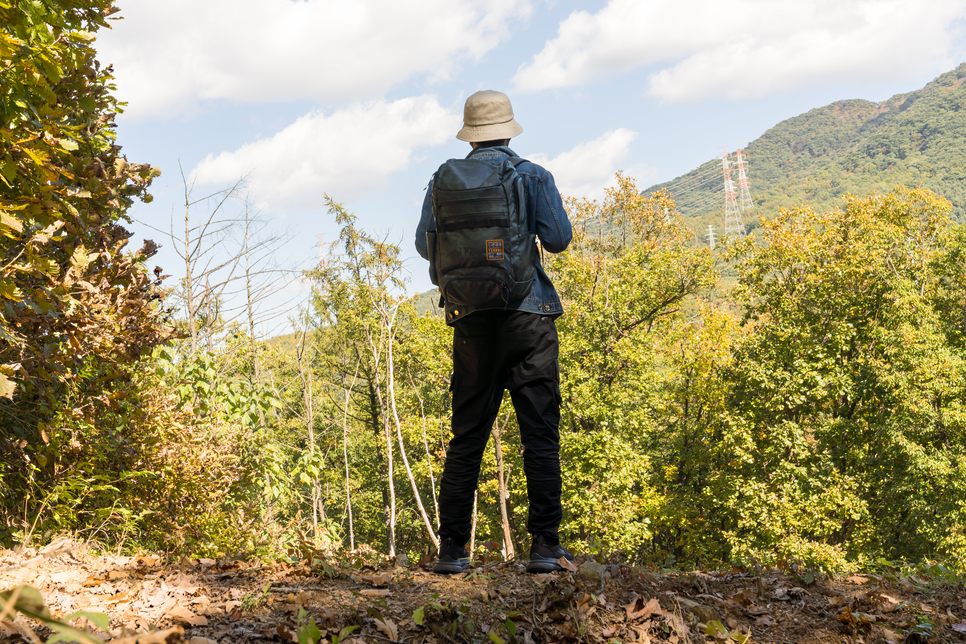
[426,156,537,308]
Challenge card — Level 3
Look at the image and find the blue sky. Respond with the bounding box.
[96,0,966,333]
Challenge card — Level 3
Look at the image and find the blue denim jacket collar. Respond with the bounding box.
[466,145,517,159]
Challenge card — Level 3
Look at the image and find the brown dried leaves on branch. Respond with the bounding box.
[1,0,170,425]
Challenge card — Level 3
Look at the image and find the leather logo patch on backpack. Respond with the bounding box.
[486,239,505,260]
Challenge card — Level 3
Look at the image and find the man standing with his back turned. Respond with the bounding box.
[415,90,574,574]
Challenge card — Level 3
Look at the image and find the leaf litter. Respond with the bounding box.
[1,542,965,644]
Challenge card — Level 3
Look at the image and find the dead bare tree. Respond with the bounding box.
[133,167,300,358]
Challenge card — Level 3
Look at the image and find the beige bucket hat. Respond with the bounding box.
[456,90,524,142]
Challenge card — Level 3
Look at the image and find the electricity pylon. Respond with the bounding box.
[722,149,746,238]
[735,149,753,211]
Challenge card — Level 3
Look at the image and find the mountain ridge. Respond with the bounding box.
[644,63,966,234]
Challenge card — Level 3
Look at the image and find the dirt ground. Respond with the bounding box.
[2,540,965,644]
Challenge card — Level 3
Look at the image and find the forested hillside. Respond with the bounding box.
[4,1,966,612]
[647,63,966,235]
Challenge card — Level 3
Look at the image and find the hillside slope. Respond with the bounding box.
[645,63,966,235]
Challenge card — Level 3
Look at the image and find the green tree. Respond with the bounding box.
[548,174,718,554]
[721,187,966,567]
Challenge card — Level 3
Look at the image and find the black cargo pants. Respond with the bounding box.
[437,309,563,548]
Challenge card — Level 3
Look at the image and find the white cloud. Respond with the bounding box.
[97,0,532,118]
[513,0,966,101]
[528,129,639,201]
[192,95,460,207]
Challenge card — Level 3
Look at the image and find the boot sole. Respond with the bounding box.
[432,559,470,574]
[526,555,565,573]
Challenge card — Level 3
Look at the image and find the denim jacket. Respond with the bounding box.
[416,145,573,325]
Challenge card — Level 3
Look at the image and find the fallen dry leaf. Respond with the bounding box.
[881,627,901,644]
[952,623,966,634]
[662,611,689,640]
[276,622,296,642]
[50,570,82,585]
[106,626,184,644]
[0,620,31,640]
[845,575,870,585]
[360,572,392,586]
[557,557,578,573]
[168,604,207,626]
[729,588,756,606]
[877,594,900,613]
[559,619,579,639]
[626,596,662,621]
[630,624,651,643]
[374,616,398,640]
[360,588,391,598]
[107,590,133,605]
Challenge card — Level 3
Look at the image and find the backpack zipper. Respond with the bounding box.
[440,196,505,208]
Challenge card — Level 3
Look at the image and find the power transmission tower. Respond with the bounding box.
[706,224,717,250]
[735,149,753,211]
[721,149,746,238]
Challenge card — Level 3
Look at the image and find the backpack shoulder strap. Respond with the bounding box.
[500,157,535,234]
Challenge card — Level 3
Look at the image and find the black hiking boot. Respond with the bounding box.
[432,538,470,574]
[526,533,574,573]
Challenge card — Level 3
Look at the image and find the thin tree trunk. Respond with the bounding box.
[342,364,360,550]
[493,409,515,560]
[365,376,393,556]
[295,329,317,536]
[470,490,478,558]
[373,373,396,557]
[309,363,318,538]
[204,276,214,353]
[243,214,268,430]
[184,194,197,354]
[267,370,282,424]
[363,293,398,557]
[409,371,439,529]
[364,325,396,557]
[388,308,439,549]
